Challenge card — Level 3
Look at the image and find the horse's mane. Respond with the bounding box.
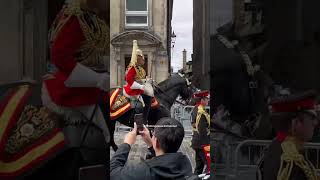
[157,73,184,91]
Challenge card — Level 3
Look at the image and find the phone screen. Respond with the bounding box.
[134,113,144,134]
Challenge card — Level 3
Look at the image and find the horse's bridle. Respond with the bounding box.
[152,79,190,106]
[217,34,259,114]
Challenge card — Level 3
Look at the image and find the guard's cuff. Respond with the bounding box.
[131,81,144,90]
[64,63,100,88]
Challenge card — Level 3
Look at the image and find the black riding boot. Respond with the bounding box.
[141,94,152,125]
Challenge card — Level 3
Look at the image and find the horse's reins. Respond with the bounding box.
[79,102,99,147]
[79,92,105,150]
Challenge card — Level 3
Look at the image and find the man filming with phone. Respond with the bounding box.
[110,118,194,180]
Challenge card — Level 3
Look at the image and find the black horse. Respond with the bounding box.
[211,29,274,139]
[108,73,194,152]
[210,27,277,179]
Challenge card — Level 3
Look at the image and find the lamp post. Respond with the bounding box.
[171,31,176,73]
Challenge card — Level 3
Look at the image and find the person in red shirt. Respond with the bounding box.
[123,40,153,125]
[42,0,110,143]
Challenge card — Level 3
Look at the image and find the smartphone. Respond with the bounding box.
[134,113,144,134]
[79,164,106,180]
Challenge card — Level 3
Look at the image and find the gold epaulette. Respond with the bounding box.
[277,137,317,180]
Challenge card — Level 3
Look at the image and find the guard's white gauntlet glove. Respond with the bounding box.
[64,63,109,92]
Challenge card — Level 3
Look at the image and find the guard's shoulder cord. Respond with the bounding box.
[76,10,109,67]
[277,137,317,180]
[194,105,210,135]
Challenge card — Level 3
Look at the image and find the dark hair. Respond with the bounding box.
[154,117,185,153]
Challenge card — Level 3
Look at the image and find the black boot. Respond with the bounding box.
[141,94,152,125]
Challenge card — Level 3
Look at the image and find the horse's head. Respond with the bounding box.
[176,73,195,101]
[156,73,194,106]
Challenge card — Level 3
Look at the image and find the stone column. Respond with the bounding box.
[182,49,187,71]
[115,47,121,87]
[151,51,157,81]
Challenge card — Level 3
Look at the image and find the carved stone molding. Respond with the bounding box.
[111,30,162,48]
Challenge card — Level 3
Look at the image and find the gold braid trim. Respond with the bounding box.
[194,105,210,135]
[277,136,318,180]
[49,5,109,70]
[126,65,146,81]
[77,12,109,68]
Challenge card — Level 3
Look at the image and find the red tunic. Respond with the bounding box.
[44,16,106,107]
[124,67,144,96]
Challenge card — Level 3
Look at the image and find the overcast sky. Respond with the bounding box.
[171,0,193,72]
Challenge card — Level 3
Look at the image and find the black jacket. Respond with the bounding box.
[263,139,313,180]
[191,107,210,149]
[110,143,194,180]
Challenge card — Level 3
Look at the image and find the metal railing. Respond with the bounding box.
[171,104,210,137]
[212,139,320,180]
[233,140,272,179]
[115,121,131,132]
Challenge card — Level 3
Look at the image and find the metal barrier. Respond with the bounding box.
[233,140,272,179]
[115,121,131,132]
[170,104,210,138]
[213,139,320,180]
[303,143,320,172]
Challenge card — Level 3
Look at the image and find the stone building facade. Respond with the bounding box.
[0,0,48,84]
[192,0,210,90]
[110,0,173,88]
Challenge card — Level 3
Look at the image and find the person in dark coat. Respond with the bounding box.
[262,90,319,180]
[191,90,210,175]
[110,117,194,180]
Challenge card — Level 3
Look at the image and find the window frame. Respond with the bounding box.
[125,0,149,28]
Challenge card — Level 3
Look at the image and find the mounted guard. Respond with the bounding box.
[123,40,154,125]
[43,0,110,142]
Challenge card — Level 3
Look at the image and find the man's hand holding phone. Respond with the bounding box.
[123,122,138,146]
[134,113,144,135]
[139,125,152,148]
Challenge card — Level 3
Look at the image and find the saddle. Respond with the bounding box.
[0,83,65,179]
[110,88,159,120]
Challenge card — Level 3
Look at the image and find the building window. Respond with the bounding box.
[125,0,148,28]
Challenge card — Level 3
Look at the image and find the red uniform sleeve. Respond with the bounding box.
[51,16,85,76]
[125,67,136,86]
